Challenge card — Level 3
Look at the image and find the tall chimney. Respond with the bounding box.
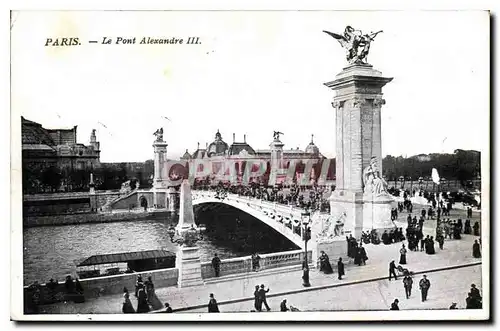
[233,133,235,143]
[244,134,246,143]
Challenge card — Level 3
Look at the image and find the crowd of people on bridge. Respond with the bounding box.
[198,181,332,213]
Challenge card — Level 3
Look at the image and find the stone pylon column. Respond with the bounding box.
[269,137,284,185]
[152,138,168,208]
[325,64,393,238]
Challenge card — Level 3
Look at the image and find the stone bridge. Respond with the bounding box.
[191,190,329,250]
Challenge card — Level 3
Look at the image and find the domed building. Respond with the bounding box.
[180,149,192,160]
[305,135,320,156]
[207,130,229,157]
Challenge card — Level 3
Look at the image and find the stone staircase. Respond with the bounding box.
[102,189,139,211]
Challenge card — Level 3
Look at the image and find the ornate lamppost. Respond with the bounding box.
[301,210,312,287]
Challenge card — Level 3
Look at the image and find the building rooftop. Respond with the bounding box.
[76,249,175,267]
[21,116,56,146]
[228,142,256,156]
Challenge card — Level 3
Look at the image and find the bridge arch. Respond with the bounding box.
[192,191,306,249]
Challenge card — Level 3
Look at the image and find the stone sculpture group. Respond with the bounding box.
[323,26,383,65]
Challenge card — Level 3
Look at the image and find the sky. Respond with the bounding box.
[11,10,490,162]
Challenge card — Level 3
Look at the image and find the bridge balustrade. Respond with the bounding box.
[200,249,312,280]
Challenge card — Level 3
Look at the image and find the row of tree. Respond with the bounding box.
[383,150,481,185]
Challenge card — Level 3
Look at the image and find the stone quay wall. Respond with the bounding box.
[201,249,312,279]
[23,210,170,228]
[24,268,178,304]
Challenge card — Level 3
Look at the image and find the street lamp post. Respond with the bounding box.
[301,211,311,287]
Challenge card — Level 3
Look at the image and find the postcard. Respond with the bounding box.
[10,10,490,321]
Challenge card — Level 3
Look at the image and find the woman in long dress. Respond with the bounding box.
[464,220,472,235]
[319,251,334,274]
[208,293,220,313]
[144,277,155,304]
[428,237,436,255]
[473,222,480,236]
[122,288,135,313]
[353,243,362,266]
[472,240,481,258]
[399,244,407,264]
[136,288,150,313]
[145,277,163,310]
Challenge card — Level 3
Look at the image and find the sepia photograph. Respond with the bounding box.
[9,9,490,321]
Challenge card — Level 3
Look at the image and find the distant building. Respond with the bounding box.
[22,116,101,192]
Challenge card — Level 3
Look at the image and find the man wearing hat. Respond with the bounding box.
[258,284,271,311]
[419,275,431,302]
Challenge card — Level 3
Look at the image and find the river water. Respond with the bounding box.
[23,205,299,285]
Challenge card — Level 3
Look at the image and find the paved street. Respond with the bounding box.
[188,264,482,312]
[38,218,483,314]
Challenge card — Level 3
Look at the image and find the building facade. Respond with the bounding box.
[180,130,335,186]
[22,116,101,193]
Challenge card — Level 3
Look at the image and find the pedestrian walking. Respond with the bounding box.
[208,293,219,312]
[337,257,345,280]
[258,284,271,311]
[319,251,333,274]
[253,285,261,311]
[389,260,398,281]
[390,299,400,310]
[419,275,431,302]
[403,275,413,299]
[135,275,144,297]
[122,288,135,313]
[437,235,445,250]
[399,244,407,265]
[212,253,222,277]
[144,276,155,305]
[472,240,481,258]
[420,236,425,252]
[136,288,150,313]
[359,244,368,265]
[473,221,480,236]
